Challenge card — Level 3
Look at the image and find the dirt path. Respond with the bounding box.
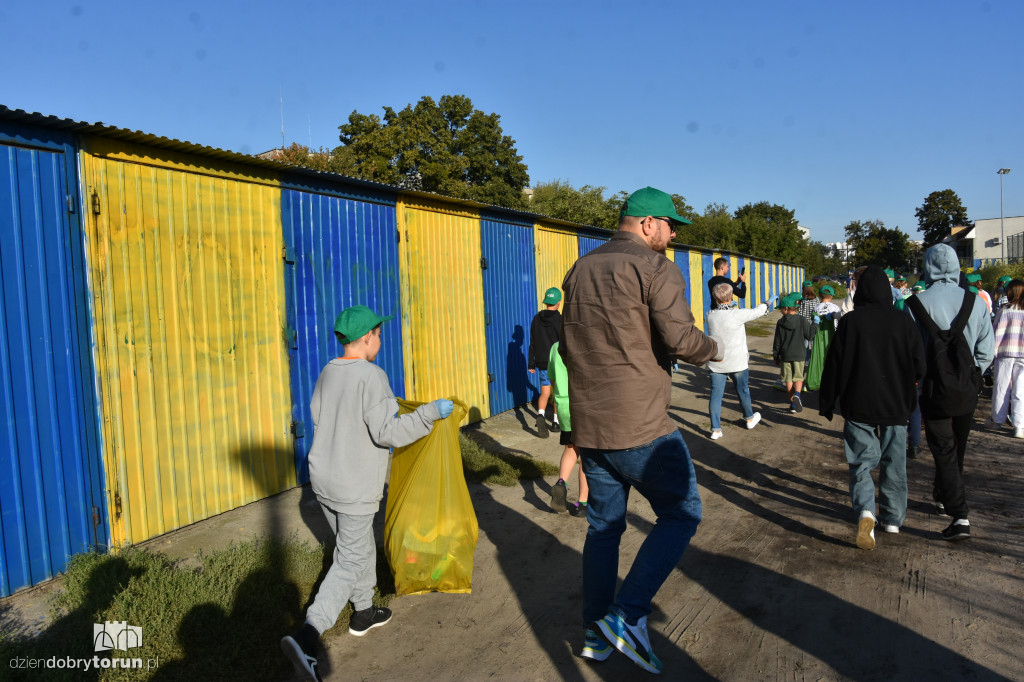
[3,312,1020,680]
[321,313,1022,681]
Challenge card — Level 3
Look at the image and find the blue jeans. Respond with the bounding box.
[580,430,702,625]
[709,370,754,430]
[908,400,922,448]
[843,421,908,527]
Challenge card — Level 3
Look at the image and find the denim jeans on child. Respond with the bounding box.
[579,430,702,625]
[843,421,908,527]
[709,369,754,430]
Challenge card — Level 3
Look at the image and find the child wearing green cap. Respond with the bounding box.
[281,305,454,682]
[528,287,563,437]
[773,293,818,412]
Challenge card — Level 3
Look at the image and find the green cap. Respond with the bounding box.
[781,293,801,308]
[912,281,926,292]
[968,285,979,294]
[334,305,393,344]
[999,275,1012,285]
[620,187,693,225]
[966,273,983,283]
[802,280,813,287]
[820,285,835,296]
[884,268,894,278]
[895,275,906,282]
[543,287,561,305]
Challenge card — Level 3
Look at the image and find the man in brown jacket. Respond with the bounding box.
[560,186,721,674]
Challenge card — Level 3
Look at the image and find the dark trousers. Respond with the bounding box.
[923,412,973,519]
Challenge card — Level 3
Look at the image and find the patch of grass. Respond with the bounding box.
[0,536,387,681]
[460,433,557,486]
[746,316,776,337]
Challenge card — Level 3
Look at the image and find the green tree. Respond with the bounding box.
[529,180,621,229]
[847,219,911,269]
[335,95,530,209]
[681,202,736,249]
[733,201,805,261]
[915,189,972,248]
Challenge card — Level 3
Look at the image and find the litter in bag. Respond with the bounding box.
[385,397,479,595]
[806,322,836,391]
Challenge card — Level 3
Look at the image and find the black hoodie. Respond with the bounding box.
[528,309,561,370]
[818,266,925,425]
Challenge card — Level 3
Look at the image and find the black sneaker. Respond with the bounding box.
[570,502,588,518]
[349,605,392,636]
[550,480,568,513]
[907,446,919,460]
[281,624,321,681]
[941,520,971,541]
[536,413,549,438]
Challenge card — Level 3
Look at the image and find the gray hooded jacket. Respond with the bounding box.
[907,244,994,372]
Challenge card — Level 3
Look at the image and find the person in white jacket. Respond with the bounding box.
[705,283,777,439]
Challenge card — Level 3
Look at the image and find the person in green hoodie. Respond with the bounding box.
[547,341,589,517]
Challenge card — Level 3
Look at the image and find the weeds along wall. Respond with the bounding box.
[0,107,802,594]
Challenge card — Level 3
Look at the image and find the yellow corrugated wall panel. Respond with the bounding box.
[664,247,675,263]
[689,251,705,332]
[82,149,294,547]
[535,224,578,302]
[398,199,489,423]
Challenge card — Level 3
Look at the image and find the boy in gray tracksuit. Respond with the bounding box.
[281,305,453,682]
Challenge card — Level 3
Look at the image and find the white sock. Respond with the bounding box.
[538,409,545,416]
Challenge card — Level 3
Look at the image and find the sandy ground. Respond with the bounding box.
[3,312,1022,681]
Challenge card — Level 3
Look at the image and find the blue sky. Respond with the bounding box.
[3,1,1021,244]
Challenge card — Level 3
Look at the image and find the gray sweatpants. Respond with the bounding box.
[304,497,377,634]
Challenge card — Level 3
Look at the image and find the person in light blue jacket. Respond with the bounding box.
[904,244,994,542]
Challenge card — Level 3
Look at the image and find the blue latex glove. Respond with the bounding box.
[813,315,821,324]
[767,295,779,308]
[433,399,454,419]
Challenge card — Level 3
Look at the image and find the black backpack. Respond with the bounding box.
[907,292,981,418]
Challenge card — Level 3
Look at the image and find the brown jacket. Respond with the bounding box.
[560,231,718,450]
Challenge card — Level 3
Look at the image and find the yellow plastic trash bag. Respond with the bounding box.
[385,397,479,595]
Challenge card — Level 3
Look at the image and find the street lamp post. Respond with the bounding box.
[998,168,1011,262]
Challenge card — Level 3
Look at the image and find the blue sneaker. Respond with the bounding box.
[596,610,662,674]
[580,627,612,661]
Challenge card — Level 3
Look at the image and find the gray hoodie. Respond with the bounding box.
[907,244,994,372]
[308,358,441,513]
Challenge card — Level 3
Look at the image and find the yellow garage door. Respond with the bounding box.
[398,198,489,423]
[81,139,294,547]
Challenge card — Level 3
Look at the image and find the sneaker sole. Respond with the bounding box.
[281,636,319,681]
[349,613,392,637]
[856,517,876,550]
[596,618,662,674]
[793,399,803,413]
[550,483,568,514]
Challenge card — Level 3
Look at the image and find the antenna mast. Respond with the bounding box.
[280,87,285,150]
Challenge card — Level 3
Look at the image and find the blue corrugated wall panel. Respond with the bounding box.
[701,253,714,320]
[1,132,108,596]
[481,217,538,415]
[675,249,691,308]
[282,189,403,484]
[578,235,607,258]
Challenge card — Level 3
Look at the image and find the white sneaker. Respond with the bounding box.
[1014,427,1024,439]
[710,429,724,440]
[856,510,876,550]
[746,412,761,429]
[881,524,900,534]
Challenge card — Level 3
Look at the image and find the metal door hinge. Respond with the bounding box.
[114,488,122,519]
[92,505,101,528]
[291,421,305,438]
[91,189,101,215]
[487,373,494,383]
[282,246,296,263]
[66,193,76,213]
[480,257,488,270]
